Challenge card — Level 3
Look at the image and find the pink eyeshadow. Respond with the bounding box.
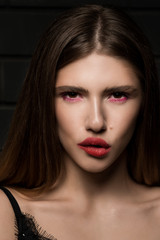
[109,96,128,103]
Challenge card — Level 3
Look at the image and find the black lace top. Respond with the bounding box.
[0,187,57,240]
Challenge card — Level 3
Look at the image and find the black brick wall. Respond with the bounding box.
[0,0,160,149]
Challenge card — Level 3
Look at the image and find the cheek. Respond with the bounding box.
[55,102,83,138]
[108,103,141,142]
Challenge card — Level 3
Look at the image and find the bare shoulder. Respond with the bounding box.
[150,187,160,210]
[0,188,15,239]
[141,186,160,221]
[147,186,160,204]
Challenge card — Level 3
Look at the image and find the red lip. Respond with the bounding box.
[78,137,111,158]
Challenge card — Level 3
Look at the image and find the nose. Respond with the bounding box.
[85,98,106,133]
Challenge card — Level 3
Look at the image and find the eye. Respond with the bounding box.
[61,91,82,102]
[112,92,126,98]
[65,92,79,98]
[109,92,128,103]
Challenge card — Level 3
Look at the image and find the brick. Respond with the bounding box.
[156,58,160,81]
[0,10,61,55]
[0,0,130,7]
[0,0,8,6]
[0,62,3,102]
[0,108,14,150]
[0,9,159,56]
[124,0,160,8]
[0,0,160,8]
[2,60,29,102]
[129,11,160,55]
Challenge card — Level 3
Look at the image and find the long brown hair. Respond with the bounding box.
[0,5,159,191]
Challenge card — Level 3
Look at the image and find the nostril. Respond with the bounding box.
[85,102,106,132]
[99,128,106,133]
[87,125,106,133]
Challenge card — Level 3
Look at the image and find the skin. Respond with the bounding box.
[55,53,142,174]
[0,53,160,240]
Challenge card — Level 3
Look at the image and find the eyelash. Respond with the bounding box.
[109,92,128,102]
[60,91,129,103]
[61,92,82,102]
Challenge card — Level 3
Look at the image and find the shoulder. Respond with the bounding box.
[131,183,160,214]
[140,186,160,221]
[151,187,160,211]
[0,188,15,239]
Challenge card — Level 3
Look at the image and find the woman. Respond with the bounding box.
[0,4,160,240]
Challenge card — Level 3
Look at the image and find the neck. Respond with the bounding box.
[54,152,137,202]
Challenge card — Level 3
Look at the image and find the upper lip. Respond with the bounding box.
[78,137,110,148]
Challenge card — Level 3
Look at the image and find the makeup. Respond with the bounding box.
[109,95,128,103]
[78,137,111,158]
[62,92,82,102]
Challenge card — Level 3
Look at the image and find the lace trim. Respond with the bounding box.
[15,212,57,240]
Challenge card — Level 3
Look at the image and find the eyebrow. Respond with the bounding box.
[55,86,89,95]
[103,86,139,95]
[55,85,139,95]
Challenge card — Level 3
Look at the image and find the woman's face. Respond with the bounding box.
[55,53,142,173]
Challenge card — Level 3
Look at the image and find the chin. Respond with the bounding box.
[78,161,115,174]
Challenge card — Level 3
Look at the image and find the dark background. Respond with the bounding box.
[0,0,160,149]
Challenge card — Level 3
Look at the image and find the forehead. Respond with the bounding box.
[56,53,140,89]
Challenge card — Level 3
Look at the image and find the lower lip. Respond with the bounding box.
[78,146,111,158]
